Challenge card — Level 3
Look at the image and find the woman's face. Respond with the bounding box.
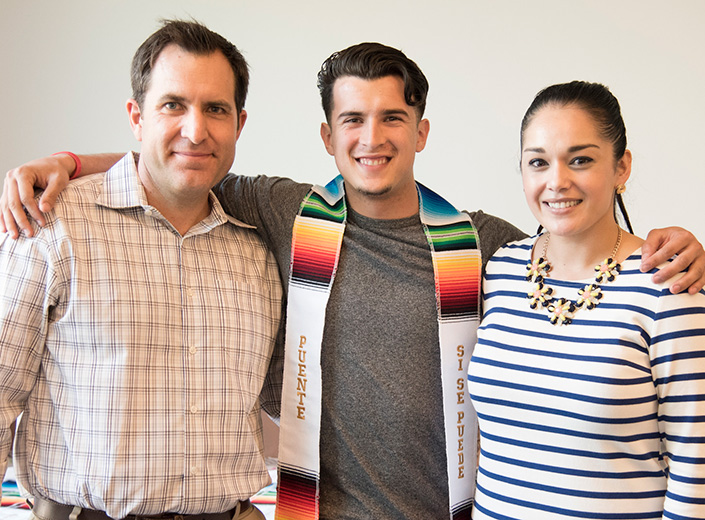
[520,104,631,241]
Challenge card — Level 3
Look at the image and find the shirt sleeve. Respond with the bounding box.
[649,285,705,517]
[466,210,528,270]
[212,175,311,250]
[259,317,284,421]
[0,230,58,481]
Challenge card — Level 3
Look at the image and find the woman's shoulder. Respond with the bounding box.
[484,236,536,276]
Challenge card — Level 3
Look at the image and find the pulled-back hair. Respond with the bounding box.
[317,42,429,122]
[521,81,627,160]
[131,19,249,113]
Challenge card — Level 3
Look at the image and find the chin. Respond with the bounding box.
[359,187,393,198]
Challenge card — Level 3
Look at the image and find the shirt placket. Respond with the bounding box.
[179,235,208,506]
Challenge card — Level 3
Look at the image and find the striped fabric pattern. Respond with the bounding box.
[468,237,705,519]
[289,188,345,291]
[420,184,481,322]
[275,466,318,520]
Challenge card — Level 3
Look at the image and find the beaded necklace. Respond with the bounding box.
[526,228,622,325]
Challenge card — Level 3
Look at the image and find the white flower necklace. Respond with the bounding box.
[526,228,623,325]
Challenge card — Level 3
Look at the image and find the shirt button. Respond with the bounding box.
[189,466,198,477]
[144,208,153,217]
[189,346,197,355]
[190,405,198,414]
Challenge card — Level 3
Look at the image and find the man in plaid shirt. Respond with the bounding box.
[0,20,282,520]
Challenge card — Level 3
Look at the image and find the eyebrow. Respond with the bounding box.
[157,94,187,105]
[157,94,235,108]
[336,108,410,120]
[523,144,601,153]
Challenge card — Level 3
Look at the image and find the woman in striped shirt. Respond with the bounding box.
[468,81,705,519]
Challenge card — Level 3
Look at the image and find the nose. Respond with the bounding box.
[547,163,572,192]
[181,109,208,144]
[359,120,385,148]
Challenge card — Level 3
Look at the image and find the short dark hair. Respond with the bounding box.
[317,42,429,122]
[131,19,249,114]
[521,81,627,161]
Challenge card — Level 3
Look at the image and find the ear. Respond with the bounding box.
[415,118,430,153]
[320,122,334,156]
[235,109,248,141]
[127,99,143,141]
[615,149,632,187]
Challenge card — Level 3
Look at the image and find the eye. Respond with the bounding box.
[164,101,180,110]
[343,117,362,124]
[570,156,593,167]
[527,158,548,169]
[207,105,227,115]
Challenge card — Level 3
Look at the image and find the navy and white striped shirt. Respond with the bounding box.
[469,236,705,519]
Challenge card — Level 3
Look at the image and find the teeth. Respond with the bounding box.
[547,200,580,209]
[358,157,388,166]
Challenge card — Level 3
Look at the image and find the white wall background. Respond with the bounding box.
[2,0,703,240]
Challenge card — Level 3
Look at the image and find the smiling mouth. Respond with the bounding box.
[546,200,581,209]
[174,150,214,157]
[357,157,390,166]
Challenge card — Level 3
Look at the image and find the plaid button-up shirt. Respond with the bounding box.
[0,153,283,518]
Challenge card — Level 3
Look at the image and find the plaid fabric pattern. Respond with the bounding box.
[0,154,283,519]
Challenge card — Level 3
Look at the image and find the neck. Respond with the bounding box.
[344,183,420,220]
[541,225,622,280]
[148,191,211,235]
[137,166,212,235]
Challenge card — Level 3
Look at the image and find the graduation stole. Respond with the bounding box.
[275,175,481,520]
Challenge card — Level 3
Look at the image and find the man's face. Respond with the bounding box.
[128,44,246,208]
[320,75,429,219]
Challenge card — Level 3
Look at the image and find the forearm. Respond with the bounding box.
[61,152,124,178]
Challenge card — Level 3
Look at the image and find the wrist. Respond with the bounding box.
[52,151,82,180]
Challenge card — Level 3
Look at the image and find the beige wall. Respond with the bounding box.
[2,0,703,240]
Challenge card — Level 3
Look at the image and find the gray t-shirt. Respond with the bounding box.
[214,174,527,520]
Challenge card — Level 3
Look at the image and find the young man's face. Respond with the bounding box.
[128,44,247,208]
[320,75,429,219]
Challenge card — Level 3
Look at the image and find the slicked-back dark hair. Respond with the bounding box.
[317,42,429,122]
[131,19,249,114]
[521,81,627,161]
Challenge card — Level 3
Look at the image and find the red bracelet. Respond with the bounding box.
[52,151,82,180]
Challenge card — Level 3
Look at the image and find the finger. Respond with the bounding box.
[677,254,705,295]
[641,247,675,275]
[7,173,40,236]
[16,180,45,229]
[689,282,705,295]
[651,245,694,282]
[0,181,8,234]
[652,248,705,294]
[8,199,34,238]
[1,206,19,238]
[1,179,24,238]
[639,239,656,264]
[37,173,68,214]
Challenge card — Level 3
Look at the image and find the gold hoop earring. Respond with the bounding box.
[615,184,626,195]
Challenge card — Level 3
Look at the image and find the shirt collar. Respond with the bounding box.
[95,152,255,231]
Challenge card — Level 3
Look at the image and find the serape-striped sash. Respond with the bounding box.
[276,175,481,520]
